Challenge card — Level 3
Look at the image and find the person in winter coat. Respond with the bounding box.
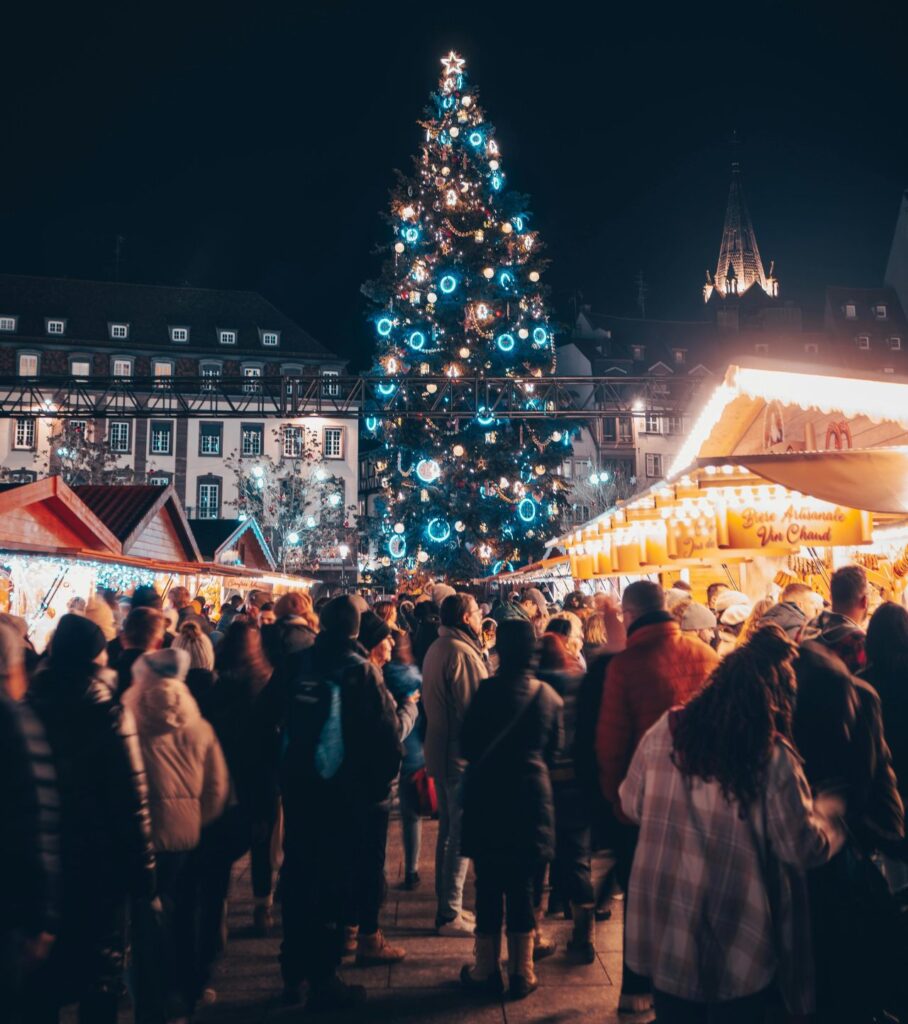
[595,581,718,1014]
[342,612,418,967]
[422,592,489,934]
[279,596,403,1013]
[792,635,904,1022]
[0,621,59,1023]
[261,591,318,670]
[808,564,869,674]
[713,590,751,657]
[535,631,596,962]
[620,626,844,1022]
[459,619,563,999]
[112,607,166,697]
[758,582,817,640]
[169,586,212,635]
[172,619,217,706]
[377,605,427,890]
[412,597,443,669]
[24,615,156,1024]
[215,594,243,633]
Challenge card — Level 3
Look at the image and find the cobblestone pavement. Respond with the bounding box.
[68,818,655,1023]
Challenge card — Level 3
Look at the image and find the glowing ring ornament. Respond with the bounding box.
[439,275,457,294]
[364,416,380,433]
[518,498,537,523]
[404,227,419,242]
[533,326,549,345]
[427,518,452,543]
[513,216,525,231]
[491,174,503,191]
[376,382,397,397]
[389,536,407,560]
[408,330,426,350]
[492,560,515,575]
[468,131,483,147]
[496,333,515,353]
[415,458,441,484]
[498,270,514,288]
[476,407,496,427]
[376,317,393,337]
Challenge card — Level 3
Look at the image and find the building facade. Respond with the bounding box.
[0,275,358,531]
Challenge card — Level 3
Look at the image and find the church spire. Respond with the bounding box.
[703,160,778,302]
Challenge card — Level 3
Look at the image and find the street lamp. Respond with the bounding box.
[338,543,350,592]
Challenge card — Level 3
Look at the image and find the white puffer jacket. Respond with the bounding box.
[123,648,229,852]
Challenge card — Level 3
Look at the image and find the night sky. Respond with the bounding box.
[1,3,905,368]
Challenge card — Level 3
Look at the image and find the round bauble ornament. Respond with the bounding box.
[453,444,465,457]
[394,242,405,253]
[535,464,545,475]
[449,126,460,138]
[455,520,465,532]
[458,346,469,358]
[417,550,429,563]
[441,166,451,176]
[393,522,405,534]
[529,271,540,282]
[501,222,513,234]
[462,95,472,107]
[551,431,563,442]
[427,291,438,303]
[489,159,499,170]
[518,328,529,339]
[482,267,494,279]
[381,556,391,567]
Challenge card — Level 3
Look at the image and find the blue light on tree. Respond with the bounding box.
[533,326,549,345]
[415,458,441,483]
[468,130,483,147]
[492,560,515,575]
[498,270,514,288]
[513,216,525,231]
[476,406,496,426]
[408,330,426,350]
[496,333,515,352]
[377,382,397,397]
[491,174,503,191]
[518,498,537,523]
[403,227,419,242]
[389,535,407,559]
[365,416,381,433]
[427,518,452,543]
[376,317,394,337]
[439,274,457,294]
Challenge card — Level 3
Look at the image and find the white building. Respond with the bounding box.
[0,274,357,530]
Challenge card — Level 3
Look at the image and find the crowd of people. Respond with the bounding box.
[2,565,908,1023]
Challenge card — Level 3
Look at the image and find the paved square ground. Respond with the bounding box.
[66,817,655,1023]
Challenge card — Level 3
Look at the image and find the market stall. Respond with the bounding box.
[558,363,908,605]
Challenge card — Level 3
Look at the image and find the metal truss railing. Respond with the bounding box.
[0,374,707,421]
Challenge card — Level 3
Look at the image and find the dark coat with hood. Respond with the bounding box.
[281,629,403,806]
[460,671,563,865]
[262,615,317,669]
[25,615,156,1003]
[794,640,903,852]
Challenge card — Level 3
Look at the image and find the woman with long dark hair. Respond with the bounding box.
[619,625,844,1022]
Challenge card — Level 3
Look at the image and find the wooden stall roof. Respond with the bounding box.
[188,517,277,571]
[73,484,201,563]
[0,476,122,554]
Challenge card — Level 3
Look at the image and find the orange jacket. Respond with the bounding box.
[596,616,718,818]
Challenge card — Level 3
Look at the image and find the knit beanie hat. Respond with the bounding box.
[358,610,392,652]
[320,594,361,638]
[523,587,548,617]
[713,590,750,615]
[49,614,106,667]
[173,621,216,671]
[431,583,456,607]
[680,602,717,632]
[134,647,190,685]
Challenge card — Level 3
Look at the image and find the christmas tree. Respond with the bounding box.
[363,51,573,580]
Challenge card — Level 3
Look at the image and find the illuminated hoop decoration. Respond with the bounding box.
[389,535,407,560]
[376,381,397,398]
[376,317,394,337]
[439,275,457,294]
[496,333,515,353]
[427,518,452,543]
[408,330,426,350]
[364,416,380,433]
[476,407,496,427]
[415,458,442,484]
[518,498,537,523]
[532,326,549,346]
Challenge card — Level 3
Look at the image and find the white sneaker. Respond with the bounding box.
[436,913,475,936]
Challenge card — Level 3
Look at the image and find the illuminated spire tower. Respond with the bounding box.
[704,161,778,303]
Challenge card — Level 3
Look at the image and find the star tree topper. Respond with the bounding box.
[440,50,466,76]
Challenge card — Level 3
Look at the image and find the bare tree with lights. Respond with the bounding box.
[226,424,355,574]
[362,51,574,580]
[39,421,140,485]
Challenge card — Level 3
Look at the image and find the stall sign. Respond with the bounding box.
[727,503,871,550]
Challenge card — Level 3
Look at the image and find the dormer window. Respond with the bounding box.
[632,345,645,361]
[219,329,237,345]
[672,349,685,365]
[170,327,189,343]
[46,319,65,335]
[874,304,888,320]
[844,303,857,320]
[261,330,280,347]
[0,316,17,332]
[891,336,902,351]
[109,323,129,340]
[857,335,871,350]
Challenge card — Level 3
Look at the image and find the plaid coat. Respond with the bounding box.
[619,713,836,1009]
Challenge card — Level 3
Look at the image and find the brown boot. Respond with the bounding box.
[566,903,596,964]
[460,932,505,995]
[355,929,406,966]
[507,932,538,999]
[342,924,359,958]
[532,907,557,961]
